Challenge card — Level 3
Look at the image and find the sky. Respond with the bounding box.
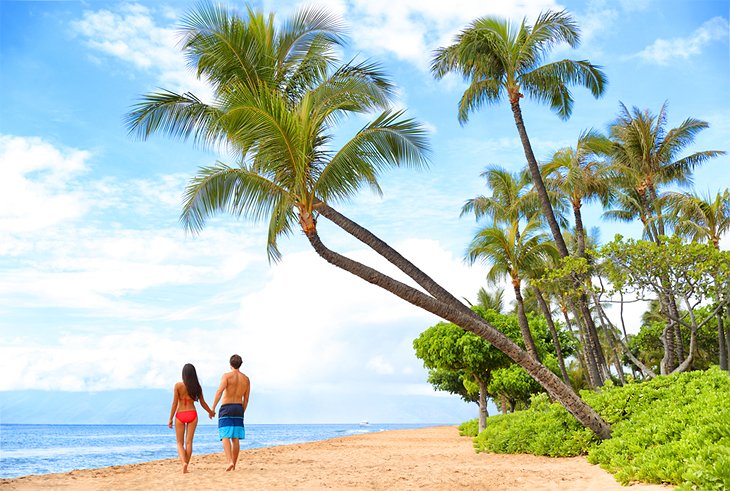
[0,0,728,425]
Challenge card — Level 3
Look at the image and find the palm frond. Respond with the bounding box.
[314,110,431,203]
[180,163,292,234]
[125,90,225,146]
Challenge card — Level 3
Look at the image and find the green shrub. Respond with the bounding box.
[474,393,598,457]
[459,419,479,437]
[472,367,730,489]
[586,367,730,490]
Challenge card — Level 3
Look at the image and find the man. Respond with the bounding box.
[211,354,251,471]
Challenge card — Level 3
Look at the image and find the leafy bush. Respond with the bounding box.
[586,367,730,490]
[459,419,479,437]
[474,393,598,457]
[472,367,730,489]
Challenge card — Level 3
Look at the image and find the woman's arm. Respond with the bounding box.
[198,391,215,418]
[168,384,179,428]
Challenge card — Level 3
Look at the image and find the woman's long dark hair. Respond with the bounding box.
[181,363,202,401]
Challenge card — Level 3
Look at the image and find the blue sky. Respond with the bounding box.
[0,0,728,424]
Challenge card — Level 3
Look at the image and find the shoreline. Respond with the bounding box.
[1,426,668,490]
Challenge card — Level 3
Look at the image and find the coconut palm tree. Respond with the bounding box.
[461,166,536,225]
[609,102,725,241]
[432,10,606,258]
[466,218,560,360]
[126,3,612,439]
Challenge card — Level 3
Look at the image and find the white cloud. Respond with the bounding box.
[0,135,263,318]
[342,0,562,70]
[367,355,395,375]
[0,235,486,392]
[0,135,90,234]
[71,3,213,101]
[633,17,729,65]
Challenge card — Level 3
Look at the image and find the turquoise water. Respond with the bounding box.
[0,423,432,478]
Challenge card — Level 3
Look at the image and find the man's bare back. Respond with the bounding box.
[219,370,250,407]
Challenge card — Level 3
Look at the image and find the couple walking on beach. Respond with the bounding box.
[168,354,251,473]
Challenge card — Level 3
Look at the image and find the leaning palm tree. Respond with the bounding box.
[126,4,611,439]
[466,217,560,360]
[432,10,606,258]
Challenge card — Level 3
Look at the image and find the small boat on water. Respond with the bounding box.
[359,420,369,426]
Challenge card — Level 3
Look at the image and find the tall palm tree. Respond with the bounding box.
[609,102,725,241]
[432,10,606,258]
[432,11,608,386]
[466,218,560,360]
[127,4,611,439]
[666,189,730,370]
[666,189,730,249]
[463,166,572,382]
[609,102,725,373]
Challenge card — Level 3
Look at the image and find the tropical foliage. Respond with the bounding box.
[472,368,730,490]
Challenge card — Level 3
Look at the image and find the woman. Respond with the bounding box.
[168,363,215,473]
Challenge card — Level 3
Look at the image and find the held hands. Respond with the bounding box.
[208,410,216,419]
[168,421,173,429]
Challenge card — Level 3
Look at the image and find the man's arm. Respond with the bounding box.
[242,377,250,413]
[211,373,227,411]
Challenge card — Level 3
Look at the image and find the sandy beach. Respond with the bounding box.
[1,426,668,490]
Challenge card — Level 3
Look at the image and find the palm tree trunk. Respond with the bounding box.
[592,290,656,379]
[514,282,540,361]
[569,300,602,387]
[578,294,609,381]
[657,296,677,374]
[305,227,612,439]
[509,100,607,386]
[573,201,586,258]
[532,286,571,386]
[560,304,591,384]
[509,100,569,257]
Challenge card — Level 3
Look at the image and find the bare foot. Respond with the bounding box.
[182,463,189,474]
[226,463,234,472]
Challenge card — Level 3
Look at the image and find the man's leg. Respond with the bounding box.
[231,438,240,469]
[222,437,234,471]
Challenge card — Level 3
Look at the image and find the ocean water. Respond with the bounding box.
[0,423,431,478]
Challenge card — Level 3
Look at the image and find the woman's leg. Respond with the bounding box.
[185,416,198,468]
[174,418,187,472]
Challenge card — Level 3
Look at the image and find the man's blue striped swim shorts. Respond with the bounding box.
[218,403,245,440]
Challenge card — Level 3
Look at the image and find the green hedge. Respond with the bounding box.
[459,418,479,437]
[470,367,730,489]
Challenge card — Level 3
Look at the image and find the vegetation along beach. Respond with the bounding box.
[0,0,728,489]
